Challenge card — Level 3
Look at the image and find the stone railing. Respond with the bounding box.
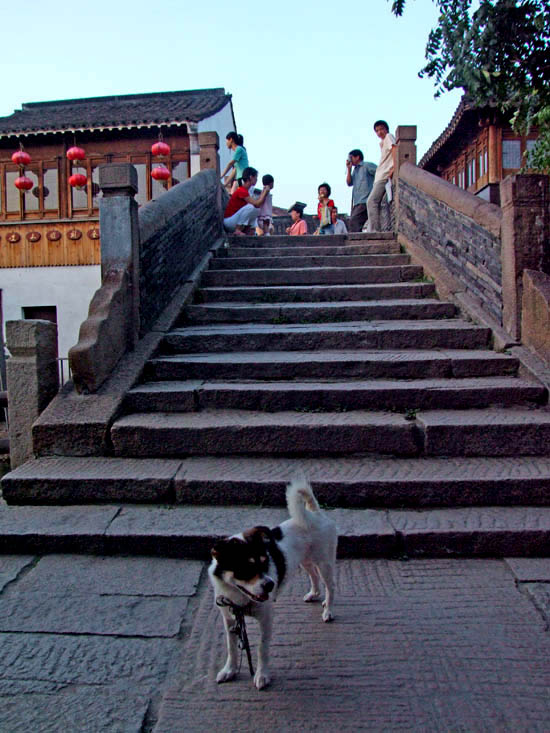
[68,132,224,393]
[394,145,550,349]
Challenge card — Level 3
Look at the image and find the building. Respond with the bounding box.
[0,88,235,359]
[419,95,539,205]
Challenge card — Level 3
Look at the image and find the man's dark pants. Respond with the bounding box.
[349,203,368,232]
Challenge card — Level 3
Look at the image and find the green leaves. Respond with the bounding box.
[390,0,550,171]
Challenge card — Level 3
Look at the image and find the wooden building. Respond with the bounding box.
[0,88,235,359]
[419,95,539,205]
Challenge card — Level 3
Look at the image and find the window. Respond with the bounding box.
[24,170,39,212]
[71,164,88,210]
[502,139,522,168]
[5,171,20,212]
[43,168,59,210]
[171,160,189,186]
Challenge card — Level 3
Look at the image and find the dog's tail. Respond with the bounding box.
[286,476,321,527]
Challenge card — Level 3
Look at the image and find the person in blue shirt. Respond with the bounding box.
[345,149,377,232]
[221,131,249,192]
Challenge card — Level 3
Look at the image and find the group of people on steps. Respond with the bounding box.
[221,120,396,237]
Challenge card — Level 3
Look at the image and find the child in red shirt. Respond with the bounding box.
[315,182,335,235]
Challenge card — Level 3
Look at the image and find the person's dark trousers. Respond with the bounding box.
[349,203,368,232]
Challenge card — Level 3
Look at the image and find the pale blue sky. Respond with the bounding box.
[2,0,462,214]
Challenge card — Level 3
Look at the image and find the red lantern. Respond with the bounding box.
[11,150,31,166]
[151,165,170,181]
[67,146,86,161]
[14,175,34,191]
[69,173,88,189]
[151,140,171,157]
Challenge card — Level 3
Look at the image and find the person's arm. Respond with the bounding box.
[387,137,398,179]
[299,220,308,235]
[220,158,235,178]
[246,186,270,208]
[346,159,353,186]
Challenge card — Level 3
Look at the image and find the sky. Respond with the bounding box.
[2,0,463,215]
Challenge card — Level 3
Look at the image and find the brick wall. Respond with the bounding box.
[398,169,503,324]
[138,169,223,334]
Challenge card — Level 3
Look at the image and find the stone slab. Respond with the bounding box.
[174,455,550,508]
[164,319,491,353]
[389,506,550,556]
[0,592,189,636]
[105,505,396,558]
[227,242,401,257]
[185,300,456,325]
[0,631,180,687]
[505,558,550,581]
[147,349,518,382]
[12,553,202,596]
[110,409,419,457]
[0,685,150,733]
[0,505,119,552]
[0,555,34,591]
[154,559,550,732]
[201,264,424,287]
[214,253,411,269]
[199,282,435,303]
[418,408,550,456]
[1,456,182,504]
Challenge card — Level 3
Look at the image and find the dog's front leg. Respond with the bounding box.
[216,611,239,683]
[254,605,273,690]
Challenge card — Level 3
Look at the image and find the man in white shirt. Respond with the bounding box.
[366,120,397,232]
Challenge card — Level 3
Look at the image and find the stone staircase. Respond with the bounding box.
[4,231,550,556]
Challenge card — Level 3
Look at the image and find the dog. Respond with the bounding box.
[209,477,337,690]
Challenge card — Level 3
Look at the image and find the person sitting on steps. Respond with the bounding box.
[286,202,308,236]
[223,167,270,236]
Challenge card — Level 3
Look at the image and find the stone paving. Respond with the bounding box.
[2,553,550,732]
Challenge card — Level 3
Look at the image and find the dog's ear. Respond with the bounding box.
[247,525,273,544]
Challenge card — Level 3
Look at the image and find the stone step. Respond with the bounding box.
[124,377,544,414]
[110,409,420,458]
[5,456,550,509]
[211,254,411,269]
[228,242,401,257]
[226,232,396,247]
[183,300,456,325]
[198,282,436,303]
[163,320,492,354]
[1,501,550,557]
[201,264,424,287]
[225,234,348,248]
[145,349,519,382]
[418,408,550,456]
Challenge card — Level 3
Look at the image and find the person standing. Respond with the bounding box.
[366,121,397,232]
[220,131,249,192]
[345,149,376,232]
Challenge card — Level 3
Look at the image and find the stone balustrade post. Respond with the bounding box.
[394,125,417,229]
[500,174,550,340]
[98,163,140,347]
[199,131,220,176]
[6,319,59,468]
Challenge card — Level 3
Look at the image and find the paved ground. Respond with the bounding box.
[1,554,550,732]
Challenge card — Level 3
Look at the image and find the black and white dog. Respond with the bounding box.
[209,477,337,690]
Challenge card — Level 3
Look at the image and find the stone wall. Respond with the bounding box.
[397,163,503,325]
[138,169,223,334]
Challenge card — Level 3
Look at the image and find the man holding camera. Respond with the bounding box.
[345,149,377,232]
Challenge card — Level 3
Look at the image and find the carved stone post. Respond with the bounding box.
[199,131,220,176]
[6,319,59,468]
[501,174,550,340]
[394,125,417,229]
[69,163,140,394]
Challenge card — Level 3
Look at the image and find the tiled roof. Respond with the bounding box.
[419,95,474,169]
[0,88,232,137]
